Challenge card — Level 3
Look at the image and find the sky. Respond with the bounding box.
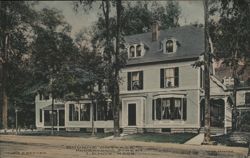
[36,1,204,37]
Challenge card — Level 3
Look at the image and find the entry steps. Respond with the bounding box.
[199,127,225,135]
[123,127,143,134]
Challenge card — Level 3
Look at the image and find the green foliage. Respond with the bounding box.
[0,1,39,127]
[209,0,250,59]
[29,8,78,100]
[122,1,181,35]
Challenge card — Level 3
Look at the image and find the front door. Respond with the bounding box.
[128,104,136,126]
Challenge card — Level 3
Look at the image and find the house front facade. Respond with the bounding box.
[35,24,233,134]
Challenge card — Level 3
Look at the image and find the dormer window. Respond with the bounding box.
[129,46,135,57]
[161,38,178,54]
[136,45,142,56]
[128,43,145,58]
[166,40,173,53]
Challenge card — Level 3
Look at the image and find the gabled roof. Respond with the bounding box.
[124,25,204,66]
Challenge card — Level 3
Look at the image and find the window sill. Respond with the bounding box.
[161,87,179,89]
[128,89,143,91]
[153,120,186,123]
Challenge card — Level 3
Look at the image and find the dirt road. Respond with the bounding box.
[0,135,248,158]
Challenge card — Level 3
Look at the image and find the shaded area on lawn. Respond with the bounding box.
[122,133,198,144]
[0,130,113,139]
[212,132,250,147]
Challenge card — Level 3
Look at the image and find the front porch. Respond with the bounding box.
[200,96,232,134]
[42,104,65,131]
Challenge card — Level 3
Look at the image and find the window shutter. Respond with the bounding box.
[127,72,131,90]
[139,71,143,89]
[245,93,250,104]
[152,100,155,120]
[69,104,73,121]
[174,67,179,87]
[183,98,187,120]
[156,99,162,120]
[40,109,42,122]
[160,69,164,88]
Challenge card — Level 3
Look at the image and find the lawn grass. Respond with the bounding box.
[8,131,113,139]
[212,134,249,147]
[123,133,197,144]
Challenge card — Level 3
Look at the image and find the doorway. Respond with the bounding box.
[128,104,136,126]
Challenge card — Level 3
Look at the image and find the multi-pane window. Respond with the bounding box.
[166,40,173,53]
[129,46,135,57]
[44,110,57,126]
[152,98,187,120]
[96,102,113,121]
[245,92,250,105]
[69,103,90,121]
[80,103,90,121]
[136,45,142,57]
[160,68,179,88]
[127,71,143,90]
[129,44,143,58]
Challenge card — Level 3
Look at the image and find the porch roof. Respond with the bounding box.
[43,104,64,110]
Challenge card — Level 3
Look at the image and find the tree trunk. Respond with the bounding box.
[1,2,8,129]
[113,0,122,137]
[232,52,238,132]
[203,0,211,144]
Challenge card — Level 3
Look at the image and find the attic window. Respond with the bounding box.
[129,46,135,57]
[162,38,177,54]
[128,43,145,58]
[136,45,142,56]
[166,40,173,53]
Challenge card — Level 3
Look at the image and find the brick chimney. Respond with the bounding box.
[152,21,159,41]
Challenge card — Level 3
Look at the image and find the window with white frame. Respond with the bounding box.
[80,103,90,121]
[152,97,187,120]
[161,39,177,54]
[160,67,179,88]
[136,44,142,57]
[166,40,174,53]
[69,103,90,121]
[96,102,113,121]
[129,45,135,57]
[127,71,143,90]
[128,44,144,58]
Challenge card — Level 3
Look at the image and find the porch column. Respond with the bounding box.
[42,110,44,127]
[223,97,227,134]
[57,109,59,131]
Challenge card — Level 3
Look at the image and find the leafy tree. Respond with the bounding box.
[122,1,181,35]
[0,1,38,129]
[152,0,181,30]
[29,8,77,134]
[74,0,126,137]
[209,0,250,131]
[66,33,107,135]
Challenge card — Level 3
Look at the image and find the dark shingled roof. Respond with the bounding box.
[124,25,204,66]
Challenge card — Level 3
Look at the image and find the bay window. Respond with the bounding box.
[152,97,187,120]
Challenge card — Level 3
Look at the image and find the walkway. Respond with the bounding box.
[184,133,204,145]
